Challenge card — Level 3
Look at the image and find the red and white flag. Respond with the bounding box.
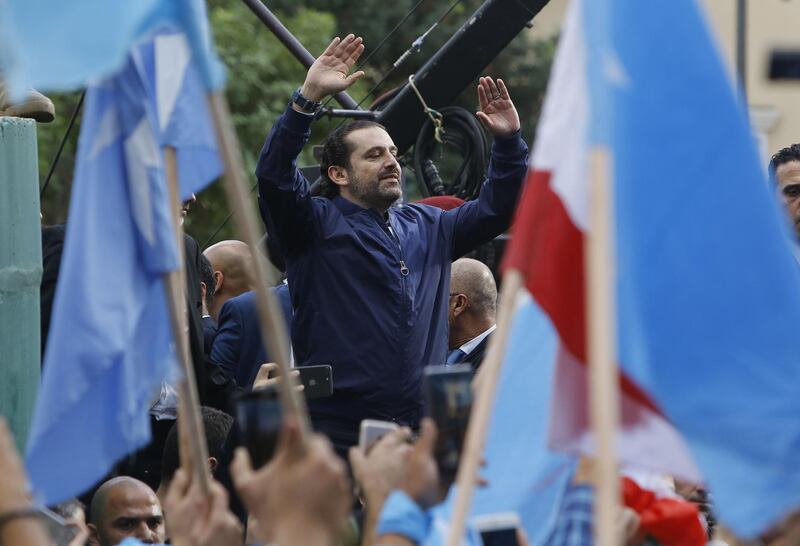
[501,0,701,483]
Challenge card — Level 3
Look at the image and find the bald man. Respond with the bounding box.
[203,240,254,322]
[446,258,497,370]
[88,477,165,546]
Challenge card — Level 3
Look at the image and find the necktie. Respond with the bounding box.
[446,348,466,365]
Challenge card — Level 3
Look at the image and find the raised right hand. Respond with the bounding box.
[230,418,351,543]
[300,34,366,102]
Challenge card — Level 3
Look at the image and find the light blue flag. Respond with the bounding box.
[0,0,224,95]
[582,0,800,537]
[132,29,223,198]
[431,294,575,546]
[26,29,221,505]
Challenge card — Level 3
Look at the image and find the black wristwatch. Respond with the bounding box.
[291,88,322,114]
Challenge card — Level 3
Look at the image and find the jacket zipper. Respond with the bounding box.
[385,216,411,373]
[386,221,409,276]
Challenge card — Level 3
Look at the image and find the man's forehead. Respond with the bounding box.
[105,486,161,518]
[775,160,800,186]
[346,126,396,151]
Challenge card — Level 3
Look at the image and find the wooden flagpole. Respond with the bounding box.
[444,269,523,546]
[206,92,310,437]
[162,146,212,494]
[587,147,621,546]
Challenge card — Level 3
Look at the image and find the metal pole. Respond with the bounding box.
[240,0,360,110]
[737,0,747,97]
[0,118,42,451]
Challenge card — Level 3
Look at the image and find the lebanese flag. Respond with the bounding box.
[622,476,708,546]
[501,0,701,482]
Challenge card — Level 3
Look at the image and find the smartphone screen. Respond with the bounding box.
[474,513,521,546]
[480,528,519,546]
[235,385,283,468]
[359,419,400,453]
[423,364,473,481]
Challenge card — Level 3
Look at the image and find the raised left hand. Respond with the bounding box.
[475,77,520,137]
[252,362,303,393]
[349,427,413,505]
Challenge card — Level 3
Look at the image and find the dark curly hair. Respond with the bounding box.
[769,143,800,184]
[199,254,215,312]
[318,120,388,198]
[160,406,233,486]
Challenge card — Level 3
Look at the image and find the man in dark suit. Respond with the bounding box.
[198,254,218,354]
[40,223,66,361]
[203,240,255,323]
[210,282,293,389]
[446,258,497,371]
[121,235,244,490]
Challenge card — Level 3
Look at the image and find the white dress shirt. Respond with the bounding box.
[457,324,496,356]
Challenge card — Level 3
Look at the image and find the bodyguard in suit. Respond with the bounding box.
[446,258,497,370]
[203,239,255,322]
[210,282,293,389]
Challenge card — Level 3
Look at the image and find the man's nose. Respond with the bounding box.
[133,523,155,543]
[384,153,400,171]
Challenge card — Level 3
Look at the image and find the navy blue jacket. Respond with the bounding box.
[210,284,292,389]
[201,315,217,355]
[256,106,527,427]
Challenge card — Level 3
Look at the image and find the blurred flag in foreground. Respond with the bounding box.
[427,295,576,545]
[465,297,575,545]
[503,0,800,538]
[26,30,221,504]
[0,0,223,94]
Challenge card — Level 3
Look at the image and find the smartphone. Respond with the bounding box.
[423,364,473,481]
[473,512,521,546]
[359,419,400,453]
[234,385,283,468]
[39,506,79,546]
[296,364,333,399]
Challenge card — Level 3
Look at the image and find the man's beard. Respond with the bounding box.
[349,169,402,211]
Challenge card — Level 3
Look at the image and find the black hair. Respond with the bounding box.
[160,406,234,486]
[199,254,215,312]
[318,120,388,198]
[769,143,800,180]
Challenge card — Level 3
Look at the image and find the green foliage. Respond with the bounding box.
[38,91,83,225]
[37,0,556,248]
[186,3,338,245]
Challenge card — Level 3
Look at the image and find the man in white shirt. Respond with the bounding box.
[446,258,497,370]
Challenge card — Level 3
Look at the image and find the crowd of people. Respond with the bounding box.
[3,32,800,546]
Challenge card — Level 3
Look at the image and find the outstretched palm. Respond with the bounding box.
[301,34,366,101]
[475,77,520,137]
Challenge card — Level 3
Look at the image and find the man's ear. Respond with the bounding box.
[452,294,468,317]
[87,523,100,546]
[213,270,223,293]
[327,165,349,187]
[208,456,218,475]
